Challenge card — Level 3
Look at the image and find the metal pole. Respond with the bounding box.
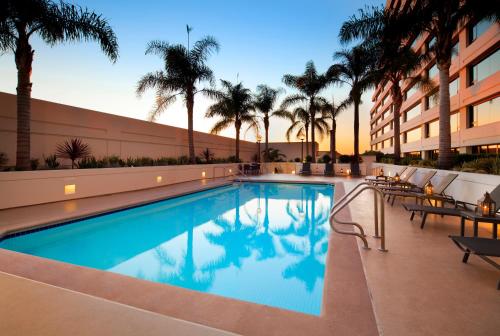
[373,189,380,238]
[301,139,304,162]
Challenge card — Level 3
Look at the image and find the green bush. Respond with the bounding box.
[0,152,7,166]
[30,158,39,170]
[320,154,331,164]
[362,150,385,162]
[460,157,500,175]
[78,156,106,169]
[44,154,60,169]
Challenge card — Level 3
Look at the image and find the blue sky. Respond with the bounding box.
[0,0,383,154]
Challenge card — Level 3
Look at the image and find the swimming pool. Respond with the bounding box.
[0,182,334,315]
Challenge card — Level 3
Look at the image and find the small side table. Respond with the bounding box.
[460,211,500,239]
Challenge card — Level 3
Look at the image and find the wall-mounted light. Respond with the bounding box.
[156,176,162,183]
[291,170,296,175]
[202,171,206,178]
[229,169,232,173]
[64,184,76,195]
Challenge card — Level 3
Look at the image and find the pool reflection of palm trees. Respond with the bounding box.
[150,184,331,294]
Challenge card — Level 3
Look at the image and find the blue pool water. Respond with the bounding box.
[0,182,334,315]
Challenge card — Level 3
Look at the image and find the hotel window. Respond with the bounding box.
[468,49,500,86]
[405,84,418,101]
[449,77,459,96]
[467,97,500,128]
[428,63,438,79]
[405,127,421,143]
[451,41,459,61]
[474,144,500,155]
[426,91,438,110]
[375,142,380,150]
[382,123,390,135]
[427,36,436,50]
[468,17,494,44]
[390,137,394,146]
[381,94,387,107]
[390,120,394,130]
[383,138,391,149]
[425,119,439,138]
[404,104,421,122]
[450,112,460,133]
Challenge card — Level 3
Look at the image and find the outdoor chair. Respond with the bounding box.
[324,163,334,176]
[300,162,312,176]
[404,184,500,229]
[449,235,500,290]
[385,173,458,206]
[369,167,417,186]
[379,169,436,193]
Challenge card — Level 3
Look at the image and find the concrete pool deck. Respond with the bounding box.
[0,174,498,335]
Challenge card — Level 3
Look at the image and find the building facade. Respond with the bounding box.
[370,2,500,159]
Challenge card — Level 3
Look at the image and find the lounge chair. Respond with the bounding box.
[385,173,459,206]
[379,169,436,193]
[404,184,500,229]
[365,166,407,182]
[369,167,417,186]
[449,236,500,290]
[300,162,312,176]
[324,163,334,176]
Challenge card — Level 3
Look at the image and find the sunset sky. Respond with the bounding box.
[0,0,382,154]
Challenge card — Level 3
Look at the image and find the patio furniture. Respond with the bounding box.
[449,235,500,290]
[365,166,407,182]
[379,170,436,193]
[300,162,312,176]
[369,167,417,186]
[404,184,500,230]
[249,163,261,175]
[385,173,458,206]
[324,163,334,176]
[460,211,500,239]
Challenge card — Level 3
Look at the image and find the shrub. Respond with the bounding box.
[294,157,301,162]
[460,157,500,175]
[30,158,39,170]
[178,155,190,165]
[320,154,331,164]
[107,155,124,167]
[305,155,313,163]
[56,138,91,169]
[227,155,240,163]
[78,156,106,169]
[0,152,7,166]
[44,154,59,169]
[200,148,215,163]
[362,150,384,162]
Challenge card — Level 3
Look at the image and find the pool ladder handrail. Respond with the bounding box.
[329,182,387,251]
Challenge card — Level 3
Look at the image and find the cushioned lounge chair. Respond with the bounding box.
[385,173,459,206]
[449,235,500,290]
[300,162,312,176]
[324,163,334,176]
[404,184,500,229]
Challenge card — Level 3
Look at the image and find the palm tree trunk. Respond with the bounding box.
[438,65,452,170]
[309,98,316,163]
[391,86,403,164]
[15,36,33,170]
[186,90,196,163]
[330,119,337,164]
[352,99,360,176]
[235,120,241,162]
[305,125,309,158]
[264,114,269,162]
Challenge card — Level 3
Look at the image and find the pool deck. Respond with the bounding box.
[0,174,499,335]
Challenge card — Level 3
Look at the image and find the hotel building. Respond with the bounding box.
[369,2,500,159]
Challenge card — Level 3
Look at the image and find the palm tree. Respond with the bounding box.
[205,80,259,162]
[136,35,219,163]
[328,47,376,175]
[320,97,350,164]
[403,1,499,169]
[1,0,118,170]
[284,105,329,158]
[253,85,288,162]
[339,6,432,164]
[281,61,336,163]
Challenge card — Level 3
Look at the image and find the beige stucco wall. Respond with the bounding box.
[0,163,238,209]
[0,92,257,166]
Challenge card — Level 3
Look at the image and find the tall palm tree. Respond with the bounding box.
[205,80,259,162]
[404,1,499,169]
[283,105,329,158]
[0,0,118,170]
[328,47,376,175]
[281,61,335,162]
[339,6,432,164]
[320,97,350,164]
[253,85,288,162]
[136,35,219,163]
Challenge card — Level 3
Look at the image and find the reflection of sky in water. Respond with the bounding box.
[0,183,334,315]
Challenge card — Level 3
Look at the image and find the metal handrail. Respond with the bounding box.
[329,183,387,251]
